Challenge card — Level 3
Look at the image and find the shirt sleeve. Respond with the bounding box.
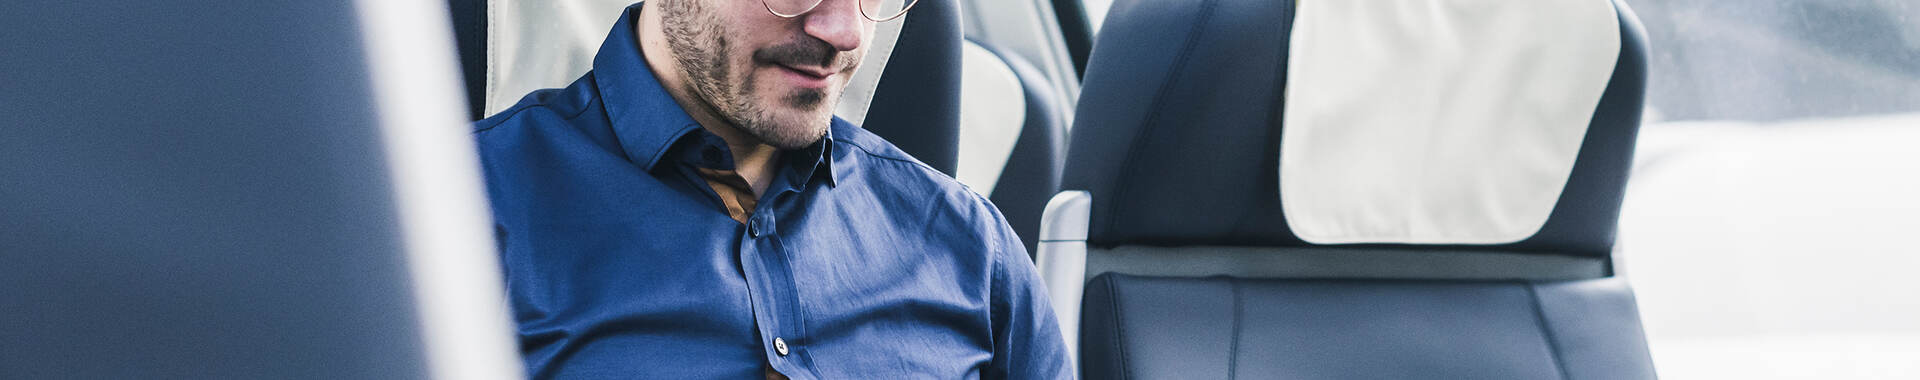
[984,206,1076,380]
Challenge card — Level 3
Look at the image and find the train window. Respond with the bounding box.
[1621,1,1920,378]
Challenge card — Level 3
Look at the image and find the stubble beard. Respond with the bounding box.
[658,0,838,150]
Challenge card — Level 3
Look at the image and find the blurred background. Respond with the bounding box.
[1615,1,1920,378]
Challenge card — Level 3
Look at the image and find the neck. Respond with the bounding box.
[636,2,780,195]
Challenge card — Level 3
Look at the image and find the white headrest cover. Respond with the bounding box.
[955,41,1025,195]
[484,0,904,124]
[1280,0,1621,245]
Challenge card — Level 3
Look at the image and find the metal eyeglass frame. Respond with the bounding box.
[764,0,920,22]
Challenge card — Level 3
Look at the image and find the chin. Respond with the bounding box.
[744,108,830,150]
[745,90,837,149]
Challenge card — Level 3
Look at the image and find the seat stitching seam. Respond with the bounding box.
[1227,277,1243,380]
[1109,276,1130,380]
[1102,0,1222,240]
[1526,282,1574,380]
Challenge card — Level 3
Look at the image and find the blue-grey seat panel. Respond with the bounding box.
[1081,274,1656,380]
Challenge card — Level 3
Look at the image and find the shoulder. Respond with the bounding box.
[471,72,602,137]
[829,120,982,204]
[829,120,1016,247]
[467,72,626,198]
[827,119,931,169]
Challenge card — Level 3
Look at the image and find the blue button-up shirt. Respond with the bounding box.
[471,5,1070,379]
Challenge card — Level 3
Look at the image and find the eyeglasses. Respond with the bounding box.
[763,0,920,22]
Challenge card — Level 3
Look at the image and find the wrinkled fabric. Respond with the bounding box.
[470,5,1071,380]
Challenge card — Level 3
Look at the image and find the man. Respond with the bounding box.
[470,0,1073,378]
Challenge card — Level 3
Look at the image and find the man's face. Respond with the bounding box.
[659,0,873,150]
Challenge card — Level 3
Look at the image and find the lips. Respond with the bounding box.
[775,63,834,80]
[770,62,836,89]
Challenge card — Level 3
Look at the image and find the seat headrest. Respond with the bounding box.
[1064,0,1648,256]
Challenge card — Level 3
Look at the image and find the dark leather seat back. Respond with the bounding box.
[863,0,965,175]
[1039,0,1659,378]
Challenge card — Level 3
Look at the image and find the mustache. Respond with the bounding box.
[752,37,858,72]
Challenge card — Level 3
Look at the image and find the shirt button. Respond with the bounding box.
[748,219,762,238]
[773,337,790,356]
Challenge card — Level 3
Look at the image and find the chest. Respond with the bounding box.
[488,153,996,378]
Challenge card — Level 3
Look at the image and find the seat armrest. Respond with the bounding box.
[1035,190,1091,371]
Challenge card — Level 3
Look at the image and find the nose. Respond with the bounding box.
[802,0,865,52]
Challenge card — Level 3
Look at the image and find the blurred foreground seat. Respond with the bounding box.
[1,1,519,379]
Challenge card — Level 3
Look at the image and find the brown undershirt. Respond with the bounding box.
[696,167,759,224]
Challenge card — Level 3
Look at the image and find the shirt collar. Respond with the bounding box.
[787,125,837,188]
[594,2,702,172]
[595,3,837,187]
[664,125,838,189]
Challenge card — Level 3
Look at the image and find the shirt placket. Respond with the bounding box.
[740,187,813,379]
